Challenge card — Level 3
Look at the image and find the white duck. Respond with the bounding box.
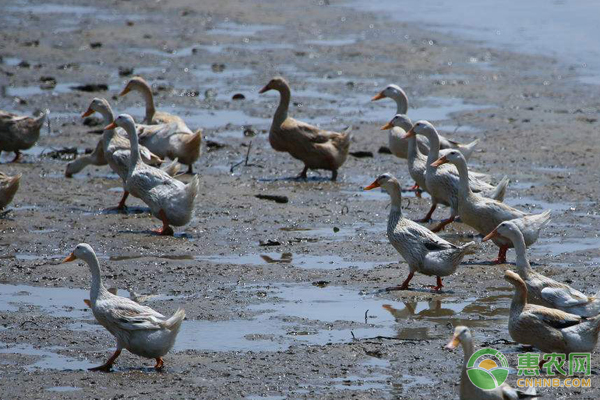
[486,220,600,316]
[505,270,600,355]
[62,243,185,371]
[434,150,549,263]
[119,77,184,125]
[381,114,490,193]
[407,121,509,231]
[65,139,108,178]
[365,173,476,291]
[106,114,199,235]
[446,326,538,399]
[372,85,479,158]
[81,98,175,209]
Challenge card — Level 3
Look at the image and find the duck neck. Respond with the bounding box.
[138,83,156,123]
[391,91,408,114]
[273,85,291,127]
[424,131,440,170]
[512,231,534,279]
[123,123,142,169]
[98,105,117,141]
[460,337,475,391]
[453,157,473,196]
[510,282,528,314]
[86,254,109,303]
[407,135,420,160]
[385,183,403,215]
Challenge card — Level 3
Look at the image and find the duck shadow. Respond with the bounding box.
[361,287,456,296]
[116,229,193,239]
[100,206,151,215]
[258,175,332,183]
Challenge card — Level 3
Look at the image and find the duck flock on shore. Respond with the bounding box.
[2,73,599,398]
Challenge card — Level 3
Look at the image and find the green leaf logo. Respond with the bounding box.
[466,348,510,390]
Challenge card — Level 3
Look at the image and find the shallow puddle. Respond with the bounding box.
[531,236,600,257]
[504,195,577,213]
[46,386,82,392]
[0,342,93,371]
[207,22,279,37]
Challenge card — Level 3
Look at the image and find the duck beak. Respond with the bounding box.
[81,108,94,118]
[364,180,380,190]
[119,87,131,96]
[258,84,270,94]
[401,127,416,139]
[445,336,459,350]
[62,253,77,263]
[104,122,118,130]
[482,228,499,242]
[380,121,394,130]
[431,155,447,167]
[371,91,386,101]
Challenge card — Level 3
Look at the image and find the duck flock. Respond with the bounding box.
[1,73,599,398]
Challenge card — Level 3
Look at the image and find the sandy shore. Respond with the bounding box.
[1,0,600,398]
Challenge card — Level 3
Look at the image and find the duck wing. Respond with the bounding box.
[100,296,166,331]
[541,286,592,308]
[527,306,582,329]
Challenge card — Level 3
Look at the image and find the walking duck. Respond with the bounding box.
[63,243,185,371]
[0,109,46,162]
[364,173,476,291]
[259,77,352,181]
[0,171,20,209]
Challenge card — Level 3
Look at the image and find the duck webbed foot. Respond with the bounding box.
[10,151,22,163]
[89,349,121,372]
[116,191,129,210]
[154,357,165,371]
[152,210,174,236]
[425,277,444,292]
[415,204,436,223]
[295,166,308,180]
[385,272,414,291]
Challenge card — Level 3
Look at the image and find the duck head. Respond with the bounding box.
[62,243,96,265]
[380,114,413,132]
[483,220,520,242]
[81,98,109,118]
[119,76,149,97]
[371,84,405,101]
[431,149,464,167]
[364,173,399,192]
[104,114,135,131]
[445,325,472,350]
[258,77,288,94]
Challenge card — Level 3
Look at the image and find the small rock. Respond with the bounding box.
[255,194,289,204]
[205,140,226,151]
[118,67,134,77]
[259,239,281,247]
[211,63,226,72]
[18,61,30,68]
[350,151,373,158]
[70,83,108,92]
[312,280,330,288]
[232,93,245,100]
[126,21,135,27]
[24,40,39,47]
[378,146,392,154]
[90,42,102,49]
[243,126,257,137]
[83,117,101,127]
[204,89,217,100]
[13,97,27,105]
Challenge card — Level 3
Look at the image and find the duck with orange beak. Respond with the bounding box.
[259,77,352,181]
[406,121,508,231]
[364,173,476,291]
[105,114,199,235]
[62,243,185,372]
[432,149,548,264]
[371,85,479,158]
[445,326,538,399]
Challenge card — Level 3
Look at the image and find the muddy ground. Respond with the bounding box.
[1,0,600,398]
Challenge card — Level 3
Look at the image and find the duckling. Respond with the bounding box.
[119,77,184,125]
[407,121,509,231]
[486,221,599,316]
[364,173,476,291]
[446,326,538,399]
[0,109,46,162]
[372,85,479,158]
[106,114,199,235]
[505,270,600,354]
[434,150,549,263]
[0,171,21,209]
[63,243,185,371]
[259,77,352,181]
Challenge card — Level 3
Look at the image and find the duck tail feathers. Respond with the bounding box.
[164,308,186,331]
[490,175,510,202]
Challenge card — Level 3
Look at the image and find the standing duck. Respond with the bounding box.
[434,150,549,263]
[371,85,478,158]
[485,220,599,316]
[81,98,167,208]
[0,109,46,162]
[364,173,476,291]
[0,171,21,209]
[259,77,352,181]
[106,114,199,235]
[505,270,600,354]
[62,243,185,371]
[445,326,538,399]
[119,77,184,125]
[407,121,509,230]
